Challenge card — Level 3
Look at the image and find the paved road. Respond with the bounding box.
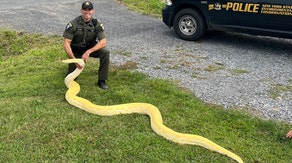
[0,0,291,123]
[0,0,74,9]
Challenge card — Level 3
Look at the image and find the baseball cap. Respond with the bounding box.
[82,1,93,10]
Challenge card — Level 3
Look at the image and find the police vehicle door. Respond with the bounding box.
[258,0,292,32]
[207,0,261,30]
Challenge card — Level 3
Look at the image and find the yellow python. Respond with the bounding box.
[63,59,243,163]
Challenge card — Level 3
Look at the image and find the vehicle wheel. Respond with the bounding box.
[173,9,205,41]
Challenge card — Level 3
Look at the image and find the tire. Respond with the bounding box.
[173,9,206,41]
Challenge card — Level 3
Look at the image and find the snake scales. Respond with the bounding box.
[63,59,243,163]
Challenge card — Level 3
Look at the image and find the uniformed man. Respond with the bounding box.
[63,1,110,90]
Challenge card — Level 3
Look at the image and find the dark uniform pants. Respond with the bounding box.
[67,46,110,81]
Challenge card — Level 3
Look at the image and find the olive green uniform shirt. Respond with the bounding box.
[63,16,106,47]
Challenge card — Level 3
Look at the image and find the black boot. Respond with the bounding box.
[97,80,108,90]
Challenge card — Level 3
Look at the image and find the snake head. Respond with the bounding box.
[62,59,85,66]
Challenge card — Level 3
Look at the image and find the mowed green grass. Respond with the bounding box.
[0,1,292,162]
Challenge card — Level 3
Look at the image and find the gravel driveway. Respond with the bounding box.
[1,0,291,123]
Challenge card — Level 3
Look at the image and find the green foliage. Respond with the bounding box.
[0,29,291,163]
[117,0,165,17]
[0,28,62,61]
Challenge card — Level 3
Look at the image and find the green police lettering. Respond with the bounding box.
[226,2,260,13]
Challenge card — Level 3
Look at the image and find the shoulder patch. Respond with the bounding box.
[99,23,104,31]
[66,22,73,31]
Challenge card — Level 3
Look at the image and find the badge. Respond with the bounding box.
[214,3,222,10]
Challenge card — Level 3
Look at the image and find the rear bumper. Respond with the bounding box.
[162,5,173,27]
